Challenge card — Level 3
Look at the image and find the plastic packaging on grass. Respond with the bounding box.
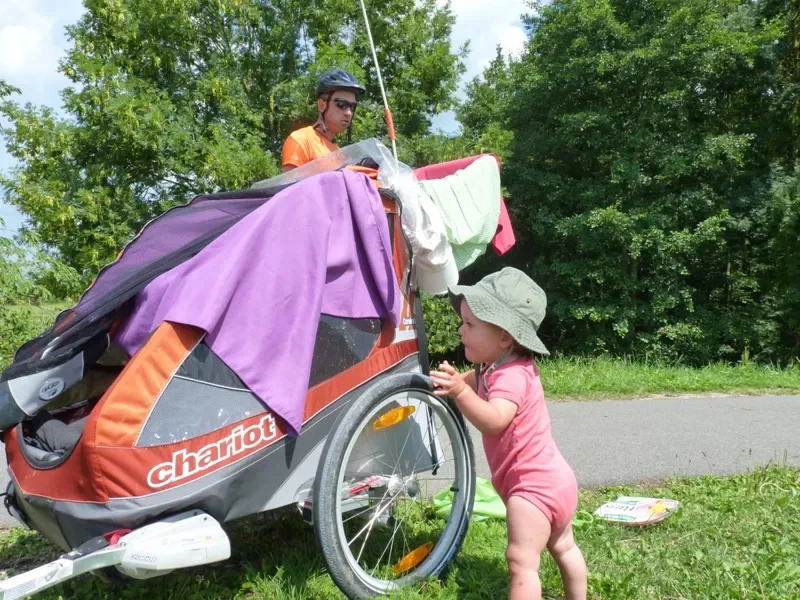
[434,477,507,522]
[594,496,681,526]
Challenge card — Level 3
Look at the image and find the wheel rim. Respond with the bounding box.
[334,389,472,593]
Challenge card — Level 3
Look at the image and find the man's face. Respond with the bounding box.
[319,90,357,136]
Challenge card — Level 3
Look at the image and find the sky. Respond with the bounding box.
[0,0,529,234]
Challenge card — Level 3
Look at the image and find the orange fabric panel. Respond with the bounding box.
[97,412,291,498]
[6,425,108,503]
[303,339,418,420]
[346,165,380,185]
[94,322,203,447]
[8,339,419,501]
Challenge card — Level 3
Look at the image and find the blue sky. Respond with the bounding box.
[0,0,528,234]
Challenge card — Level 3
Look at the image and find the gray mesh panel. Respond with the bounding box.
[309,316,381,387]
[136,376,267,447]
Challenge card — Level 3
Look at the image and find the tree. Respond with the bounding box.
[0,0,465,277]
[504,0,789,362]
[457,46,515,161]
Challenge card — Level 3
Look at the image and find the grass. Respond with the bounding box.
[2,465,798,599]
[535,355,800,401]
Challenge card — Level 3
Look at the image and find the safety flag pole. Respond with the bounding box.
[358,0,398,159]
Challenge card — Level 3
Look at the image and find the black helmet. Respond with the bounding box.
[315,68,366,98]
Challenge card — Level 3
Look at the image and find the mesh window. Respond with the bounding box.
[136,377,266,447]
[177,342,247,389]
[308,316,382,387]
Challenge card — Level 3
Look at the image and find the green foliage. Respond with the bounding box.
[397,133,472,169]
[420,293,462,356]
[0,231,78,369]
[484,0,800,364]
[0,306,62,371]
[456,47,515,161]
[766,165,800,354]
[3,0,800,367]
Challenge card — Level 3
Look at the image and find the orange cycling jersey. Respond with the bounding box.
[281,126,339,168]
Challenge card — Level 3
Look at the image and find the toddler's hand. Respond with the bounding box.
[430,361,466,399]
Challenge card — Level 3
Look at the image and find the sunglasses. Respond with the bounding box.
[332,98,359,112]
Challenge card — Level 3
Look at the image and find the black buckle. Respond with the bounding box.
[3,481,32,530]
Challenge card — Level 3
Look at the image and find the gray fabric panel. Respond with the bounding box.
[6,352,85,417]
[0,380,27,431]
[137,376,267,447]
[25,413,87,457]
[14,354,421,550]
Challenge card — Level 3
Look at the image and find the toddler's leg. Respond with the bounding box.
[547,524,587,600]
[505,496,551,600]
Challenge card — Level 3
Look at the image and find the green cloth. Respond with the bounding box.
[418,155,501,271]
[434,477,507,522]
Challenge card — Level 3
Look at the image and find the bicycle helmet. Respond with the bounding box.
[315,68,366,98]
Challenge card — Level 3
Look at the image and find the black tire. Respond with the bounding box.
[313,373,475,599]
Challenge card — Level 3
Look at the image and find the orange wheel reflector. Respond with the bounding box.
[392,542,433,575]
[373,405,416,431]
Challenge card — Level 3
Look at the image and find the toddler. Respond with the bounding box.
[431,267,587,600]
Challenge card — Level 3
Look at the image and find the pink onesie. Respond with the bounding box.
[479,357,578,531]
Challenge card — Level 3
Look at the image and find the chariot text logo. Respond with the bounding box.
[147,415,278,488]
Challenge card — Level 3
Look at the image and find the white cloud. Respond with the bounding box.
[431,0,530,133]
[0,0,84,106]
[446,0,529,82]
[0,0,84,233]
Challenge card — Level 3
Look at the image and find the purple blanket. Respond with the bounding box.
[114,170,401,435]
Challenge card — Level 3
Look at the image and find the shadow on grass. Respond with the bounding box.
[0,509,331,600]
[447,550,568,600]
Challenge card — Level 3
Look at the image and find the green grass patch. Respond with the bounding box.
[536,355,800,400]
[2,465,798,599]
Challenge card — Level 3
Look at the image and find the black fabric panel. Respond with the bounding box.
[0,380,26,432]
[177,343,247,389]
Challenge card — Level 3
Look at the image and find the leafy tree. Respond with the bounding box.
[457,46,515,161]
[0,0,465,278]
[503,0,790,362]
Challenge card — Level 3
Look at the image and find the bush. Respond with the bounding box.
[0,306,60,370]
[420,292,461,357]
[0,233,76,370]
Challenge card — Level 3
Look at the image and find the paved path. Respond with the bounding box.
[2,395,799,529]
[473,394,800,487]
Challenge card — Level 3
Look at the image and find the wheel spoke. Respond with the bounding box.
[348,489,400,550]
[371,493,419,576]
[347,449,396,472]
[408,416,447,474]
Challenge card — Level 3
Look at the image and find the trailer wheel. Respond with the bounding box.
[313,373,475,599]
